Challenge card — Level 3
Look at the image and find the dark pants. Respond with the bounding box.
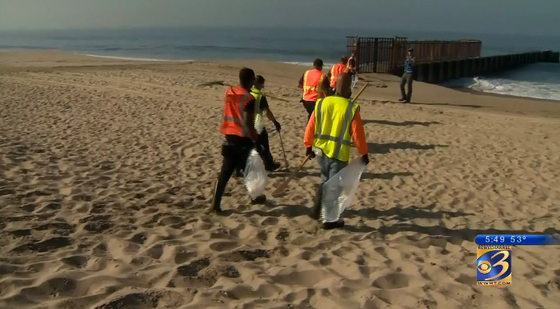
[212,141,263,210]
[400,72,413,102]
[257,128,274,168]
[302,100,316,121]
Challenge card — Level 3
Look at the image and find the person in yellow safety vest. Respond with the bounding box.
[298,58,330,121]
[327,56,350,93]
[303,73,369,230]
[249,75,282,172]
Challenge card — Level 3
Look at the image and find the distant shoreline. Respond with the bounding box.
[2,50,559,117]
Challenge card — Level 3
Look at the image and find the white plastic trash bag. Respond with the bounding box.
[321,158,366,222]
[244,149,268,199]
[351,74,358,89]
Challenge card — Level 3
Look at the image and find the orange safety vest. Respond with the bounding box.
[221,86,254,137]
[302,69,326,101]
[329,63,348,88]
[347,56,355,71]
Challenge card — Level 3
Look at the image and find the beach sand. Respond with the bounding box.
[1,51,560,309]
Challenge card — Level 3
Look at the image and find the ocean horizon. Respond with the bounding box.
[1,26,559,101]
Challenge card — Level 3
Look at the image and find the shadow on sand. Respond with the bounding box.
[344,218,560,241]
[242,203,472,222]
[241,203,560,242]
[268,141,445,178]
[270,170,413,180]
[367,141,448,154]
[412,102,485,109]
[363,119,441,127]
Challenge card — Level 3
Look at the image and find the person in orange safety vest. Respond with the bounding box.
[327,56,349,92]
[298,58,330,121]
[347,53,358,88]
[211,67,268,213]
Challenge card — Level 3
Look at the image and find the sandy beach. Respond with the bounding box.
[1,51,560,309]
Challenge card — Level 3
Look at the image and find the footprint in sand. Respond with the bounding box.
[170,141,197,158]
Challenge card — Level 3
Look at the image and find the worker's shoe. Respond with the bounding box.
[398,98,406,102]
[266,162,281,172]
[251,194,266,205]
[322,220,345,230]
[310,185,323,220]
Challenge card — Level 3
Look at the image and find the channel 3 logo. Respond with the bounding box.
[477,245,512,286]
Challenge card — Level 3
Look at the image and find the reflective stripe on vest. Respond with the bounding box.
[330,63,347,88]
[250,87,264,131]
[250,87,262,117]
[302,69,325,101]
[313,96,358,161]
[222,86,253,137]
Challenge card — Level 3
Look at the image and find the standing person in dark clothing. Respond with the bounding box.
[399,48,416,103]
[211,67,267,213]
[251,75,281,172]
[298,59,330,121]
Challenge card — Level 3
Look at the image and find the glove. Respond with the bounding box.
[273,120,281,132]
[306,147,316,158]
[361,154,369,165]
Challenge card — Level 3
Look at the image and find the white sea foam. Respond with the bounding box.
[469,77,560,101]
[283,61,334,67]
[80,53,192,62]
[442,63,560,101]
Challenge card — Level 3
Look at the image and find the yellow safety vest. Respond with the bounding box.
[313,96,359,162]
[250,86,264,131]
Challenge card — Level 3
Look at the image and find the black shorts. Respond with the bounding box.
[301,100,316,115]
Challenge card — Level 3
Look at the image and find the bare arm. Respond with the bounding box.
[265,108,277,122]
[243,100,259,141]
[297,74,304,88]
[260,96,276,122]
[322,77,330,93]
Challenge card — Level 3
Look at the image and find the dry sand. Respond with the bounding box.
[1,51,560,309]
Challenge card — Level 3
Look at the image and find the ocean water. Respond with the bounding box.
[1,27,559,101]
[443,63,560,101]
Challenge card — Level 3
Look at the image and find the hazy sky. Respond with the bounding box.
[0,0,558,36]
